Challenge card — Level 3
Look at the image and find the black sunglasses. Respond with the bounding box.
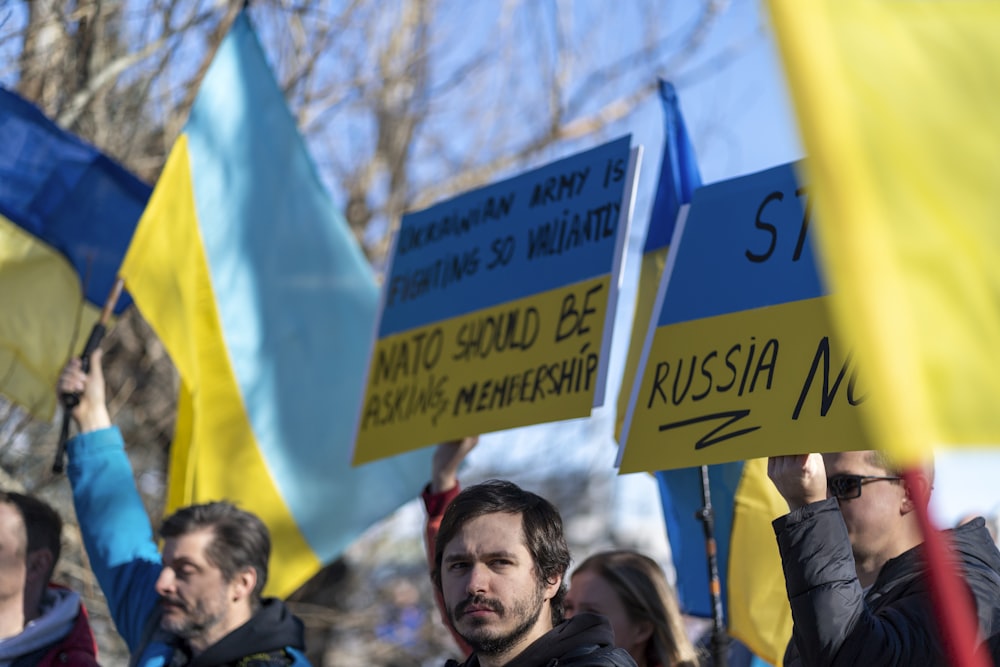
[827,474,903,500]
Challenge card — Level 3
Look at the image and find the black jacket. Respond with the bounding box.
[774,498,1000,667]
[444,612,637,667]
[190,598,306,666]
[136,598,308,667]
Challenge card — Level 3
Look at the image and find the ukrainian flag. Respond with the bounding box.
[623,81,790,665]
[118,12,432,598]
[657,461,790,666]
[0,88,150,419]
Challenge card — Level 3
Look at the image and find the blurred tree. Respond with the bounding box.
[0,0,746,662]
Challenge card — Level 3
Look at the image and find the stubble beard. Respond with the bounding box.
[160,596,226,642]
[452,583,547,657]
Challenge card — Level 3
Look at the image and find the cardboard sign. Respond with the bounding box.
[354,137,639,464]
[619,162,873,472]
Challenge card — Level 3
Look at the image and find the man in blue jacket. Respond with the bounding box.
[59,349,310,667]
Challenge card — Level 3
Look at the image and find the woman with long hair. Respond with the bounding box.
[564,550,701,667]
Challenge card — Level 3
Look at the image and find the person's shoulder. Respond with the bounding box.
[35,621,100,667]
[952,517,1000,560]
[559,645,638,667]
[33,587,100,665]
[546,614,633,665]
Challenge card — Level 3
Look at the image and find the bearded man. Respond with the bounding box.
[433,479,636,667]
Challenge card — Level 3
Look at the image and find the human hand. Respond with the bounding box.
[430,436,478,493]
[767,453,827,511]
[57,348,111,433]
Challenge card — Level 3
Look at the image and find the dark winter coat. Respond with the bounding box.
[444,612,637,667]
[774,498,1000,667]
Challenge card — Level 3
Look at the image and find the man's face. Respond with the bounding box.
[0,503,27,603]
[823,451,907,563]
[440,512,559,658]
[154,528,234,643]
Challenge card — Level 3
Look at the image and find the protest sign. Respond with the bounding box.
[354,136,639,464]
[619,162,873,473]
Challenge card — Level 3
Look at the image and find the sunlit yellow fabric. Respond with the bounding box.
[615,247,666,442]
[729,458,792,664]
[0,215,100,417]
[768,0,1000,466]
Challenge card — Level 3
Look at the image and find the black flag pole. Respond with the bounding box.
[696,463,729,667]
[53,278,125,473]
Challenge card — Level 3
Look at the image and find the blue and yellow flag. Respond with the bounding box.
[629,82,790,666]
[0,87,149,419]
[118,12,433,598]
[767,1,1000,467]
[615,80,700,442]
[657,461,790,666]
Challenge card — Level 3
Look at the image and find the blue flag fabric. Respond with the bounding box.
[0,87,149,417]
[642,80,702,253]
[657,465,740,617]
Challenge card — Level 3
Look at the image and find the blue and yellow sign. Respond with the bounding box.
[619,162,873,472]
[354,137,638,464]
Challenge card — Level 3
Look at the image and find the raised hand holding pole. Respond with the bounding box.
[53,278,124,473]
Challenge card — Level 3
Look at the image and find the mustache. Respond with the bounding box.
[456,594,504,616]
[160,596,187,611]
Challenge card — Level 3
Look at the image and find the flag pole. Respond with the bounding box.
[903,468,992,667]
[697,464,729,667]
[52,278,125,473]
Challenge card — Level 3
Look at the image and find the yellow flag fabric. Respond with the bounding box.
[728,459,793,664]
[767,0,1000,466]
[616,246,667,442]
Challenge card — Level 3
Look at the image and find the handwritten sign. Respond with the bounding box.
[354,137,639,464]
[618,162,873,473]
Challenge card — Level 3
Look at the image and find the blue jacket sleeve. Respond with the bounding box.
[67,426,164,652]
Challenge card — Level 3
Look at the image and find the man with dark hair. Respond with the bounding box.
[59,350,309,666]
[0,491,99,665]
[769,450,1000,666]
[433,479,636,667]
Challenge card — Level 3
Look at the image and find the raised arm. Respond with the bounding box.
[423,436,477,658]
[60,349,164,651]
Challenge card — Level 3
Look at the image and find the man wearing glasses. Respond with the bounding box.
[768,451,1000,666]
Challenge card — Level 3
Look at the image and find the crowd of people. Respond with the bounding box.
[0,350,998,666]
